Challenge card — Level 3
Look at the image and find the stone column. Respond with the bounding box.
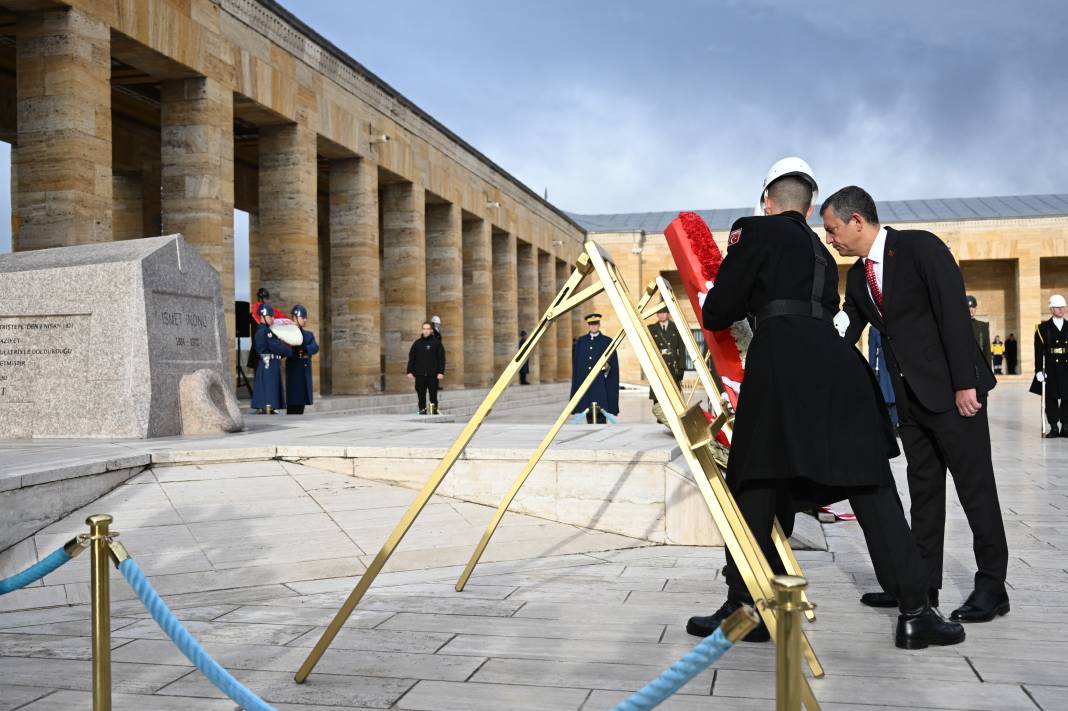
[556,259,574,381]
[258,123,319,384]
[15,8,112,250]
[161,77,236,364]
[317,194,331,396]
[1018,254,1042,373]
[492,231,518,377]
[426,201,464,384]
[381,181,426,393]
[112,173,144,241]
[538,250,557,382]
[329,158,381,394]
[517,241,539,383]
[463,218,494,387]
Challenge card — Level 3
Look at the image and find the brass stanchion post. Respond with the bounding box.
[772,575,809,711]
[88,514,113,711]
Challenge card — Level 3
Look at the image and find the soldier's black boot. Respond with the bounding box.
[895,606,965,649]
[686,599,769,642]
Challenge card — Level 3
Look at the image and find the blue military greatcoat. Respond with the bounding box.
[251,323,294,410]
[571,332,620,415]
[285,329,320,407]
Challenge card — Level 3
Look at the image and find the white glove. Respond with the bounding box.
[832,310,850,337]
[1036,371,1046,383]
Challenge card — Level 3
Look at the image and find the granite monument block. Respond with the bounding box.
[0,235,233,438]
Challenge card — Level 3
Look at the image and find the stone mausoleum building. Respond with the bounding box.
[0,0,585,397]
[574,197,1068,383]
[2,0,1067,393]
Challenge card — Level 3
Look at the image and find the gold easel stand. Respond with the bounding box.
[453,274,814,623]
[294,242,823,709]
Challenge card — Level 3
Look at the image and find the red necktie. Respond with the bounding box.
[865,258,884,311]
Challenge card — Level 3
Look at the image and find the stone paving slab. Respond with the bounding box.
[0,382,1065,709]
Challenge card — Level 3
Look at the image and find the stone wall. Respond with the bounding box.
[589,215,1068,382]
[3,0,585,400]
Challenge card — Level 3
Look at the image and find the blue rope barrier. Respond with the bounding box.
[0,546,72,595]
[609,628,735,711]
[117,557,277,711]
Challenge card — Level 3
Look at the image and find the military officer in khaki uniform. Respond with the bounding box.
[648,306,686,423]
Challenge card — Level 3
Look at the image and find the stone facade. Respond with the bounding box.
[2,0,585,400]
[586,215,1068,383]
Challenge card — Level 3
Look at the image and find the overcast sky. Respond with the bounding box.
[3,1,1067,271]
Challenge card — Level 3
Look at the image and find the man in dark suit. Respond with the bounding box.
[687,163,963,650]
[822,186,1009,623]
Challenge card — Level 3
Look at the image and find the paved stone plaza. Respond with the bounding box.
[0,382,1065,710]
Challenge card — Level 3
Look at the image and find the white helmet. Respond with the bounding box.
[1051,294,1067,308]
[759,156,819,211]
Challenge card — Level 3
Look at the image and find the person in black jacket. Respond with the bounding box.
[1004,333,1018,374]
[687,166,962,650]
[407,321,446,414]
[285,304,320,415]
[824,185,1009,623]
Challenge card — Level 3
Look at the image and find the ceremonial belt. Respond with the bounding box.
[754,215,831,327]
[261,354,283,360]
[1051,347,1068,354]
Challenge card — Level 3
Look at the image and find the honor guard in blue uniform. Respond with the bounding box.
[570,313,619,423]
[285,304,320,415]
[251,303,293,414]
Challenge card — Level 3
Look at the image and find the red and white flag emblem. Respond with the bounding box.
[728,228,742,245]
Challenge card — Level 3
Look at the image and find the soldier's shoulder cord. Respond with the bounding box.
[1036,323,1045,344]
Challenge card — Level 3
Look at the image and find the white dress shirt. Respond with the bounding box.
[1055,316,1065,331]
[864,226,888,306]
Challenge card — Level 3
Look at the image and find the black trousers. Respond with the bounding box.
[414,375,439,411]
[1044,380,1068,429]
[724,480,929,611]
[897,387,1008,594]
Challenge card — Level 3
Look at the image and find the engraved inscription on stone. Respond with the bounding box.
[149,292,220,363]
[0,315,87,403]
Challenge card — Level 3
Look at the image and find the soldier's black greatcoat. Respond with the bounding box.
[570,332,620,415]
[285,329,320,408]
[1035,317,1068,429]
[251,323,294,410]
[702,211,898,495]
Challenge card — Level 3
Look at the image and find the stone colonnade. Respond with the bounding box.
[7,4,585,397]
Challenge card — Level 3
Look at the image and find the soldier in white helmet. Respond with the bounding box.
[1035,294,1068,437]
[687,159,963,650]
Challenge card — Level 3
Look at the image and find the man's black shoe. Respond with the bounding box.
[686,600,770,642]
[950,590,1010,622]
[895,607,965,649]
[1045,429,1060,438]
[860,591,897,608]
[860,589,938,609]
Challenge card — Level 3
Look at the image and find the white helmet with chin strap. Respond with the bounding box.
[757,156,819,214]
